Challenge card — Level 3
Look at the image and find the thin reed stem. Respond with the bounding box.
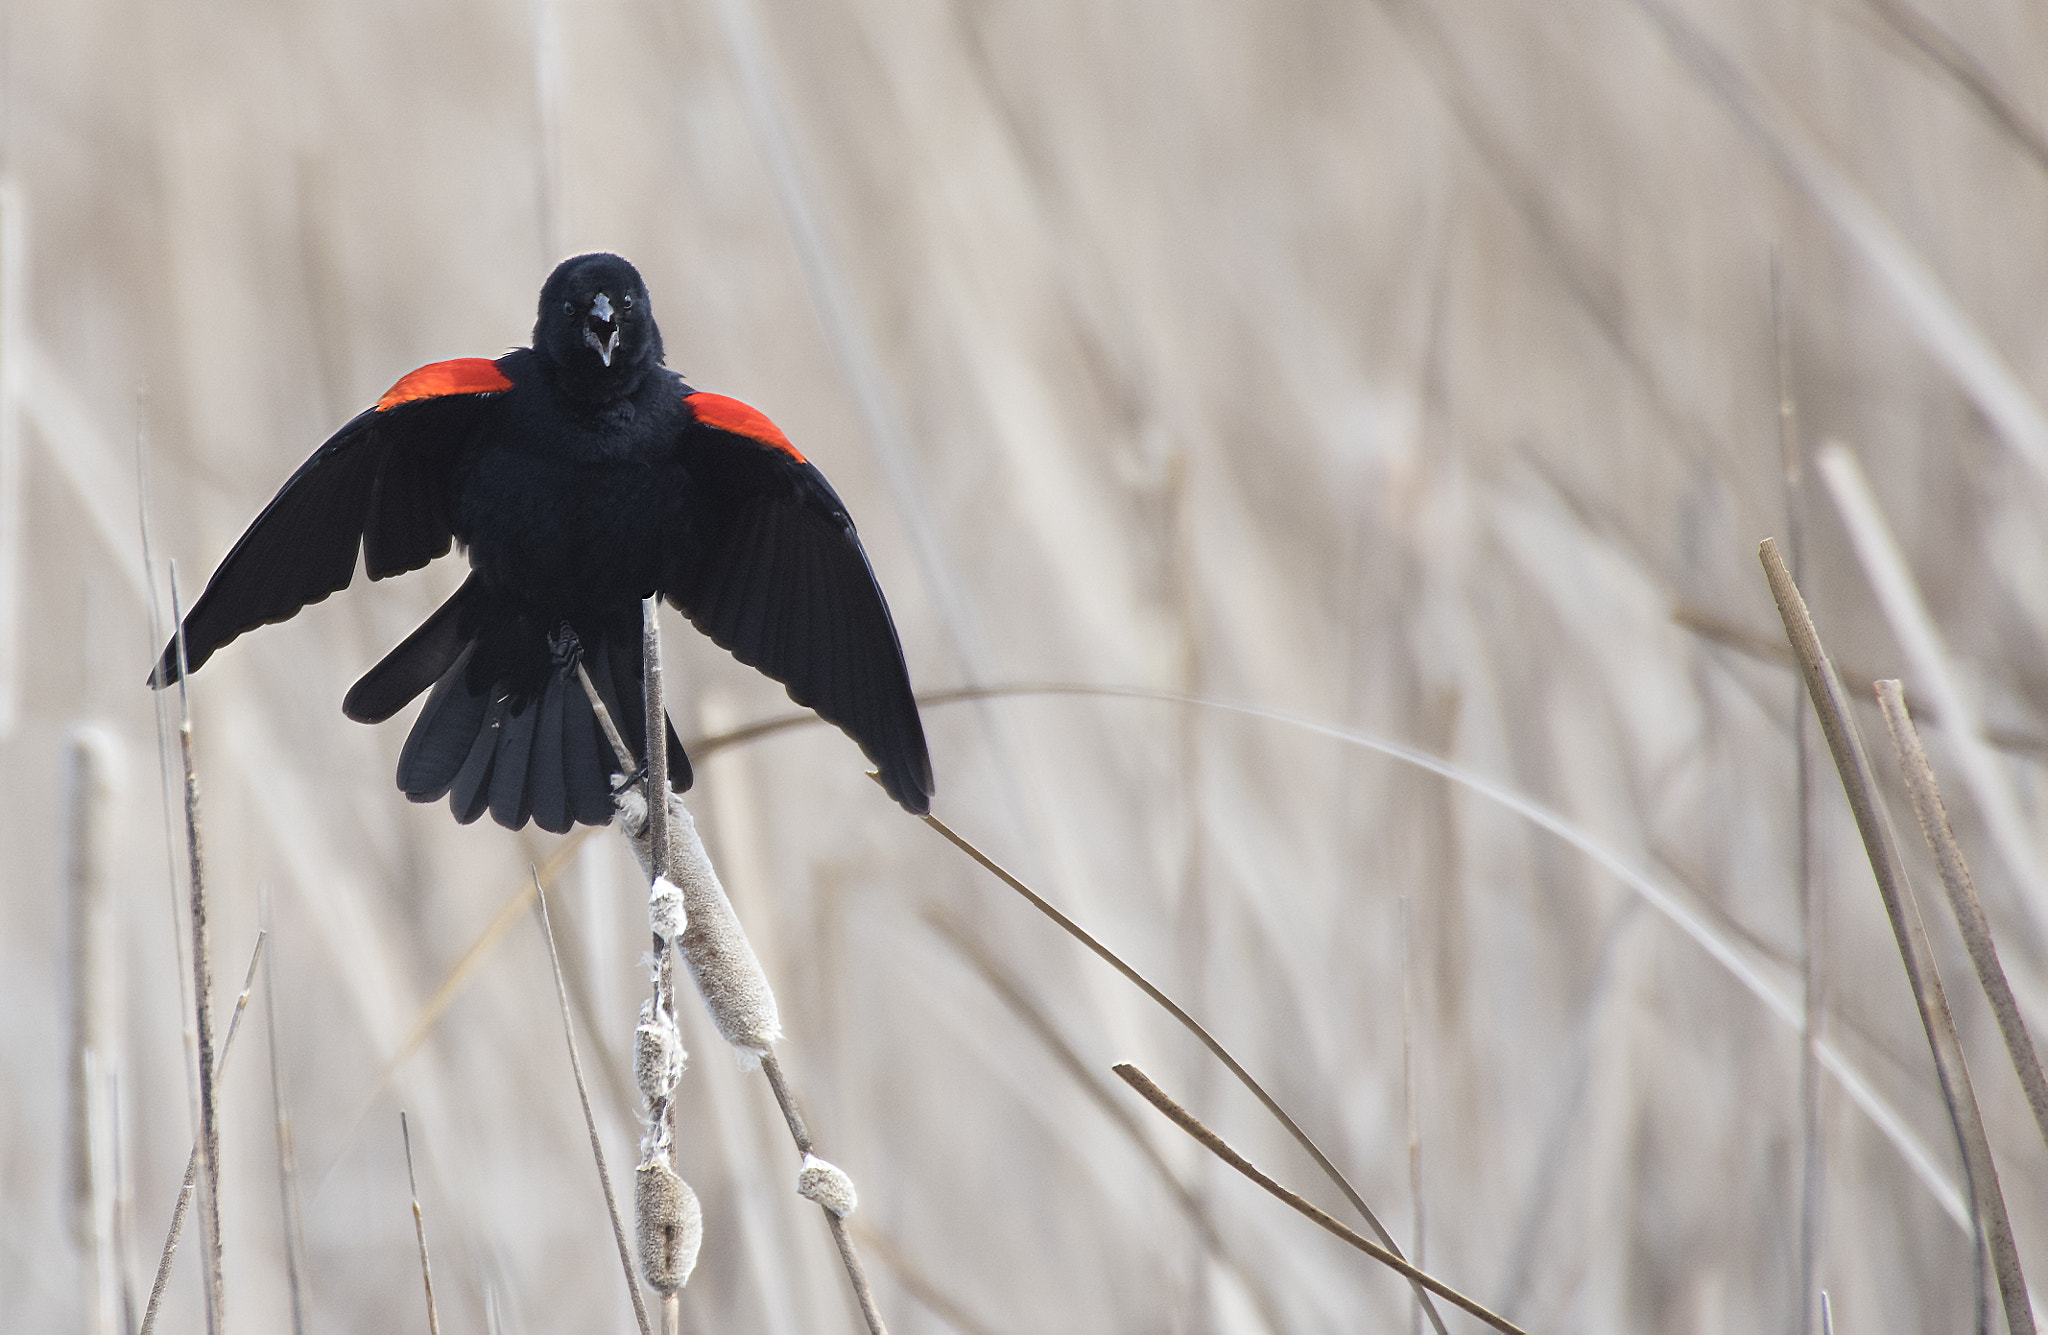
[1875,681,2048,1153]
[1111,1064,1526,1335]
[259,887,308,1335]
[139,933,267,1335]
[400,1113,440,1335]
[1760,538,2033,1335]
[922,908,1291,1335]
[537,876,653,1335]
[1400,896,1425,1335]
[1775,250,1826,1335]
[169,564,224,1335]
[918,807,1449,1335]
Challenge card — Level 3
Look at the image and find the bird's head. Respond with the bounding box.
[534,253,664,399]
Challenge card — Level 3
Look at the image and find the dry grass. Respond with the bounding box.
[5,0,2048,1330]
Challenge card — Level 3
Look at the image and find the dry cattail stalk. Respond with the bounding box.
[64,724,122,1335]
[1112,1063,1527,1335]
[399,1113,440,1335]
[1875,680,2048,1153]
[138,933,267,1335]
[535,878,652,1335]
[1761,538,2035,1335]
[168,565,224,1335]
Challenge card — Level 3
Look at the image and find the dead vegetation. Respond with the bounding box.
[4,0,2048,1330]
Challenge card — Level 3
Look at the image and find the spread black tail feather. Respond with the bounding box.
[381,599,689,832]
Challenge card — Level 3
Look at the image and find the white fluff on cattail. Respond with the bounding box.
[648,875,685,942]
[615,789,783,1062]
[633,998,684,1104]
[796,1153,858,1219]
[634,1155,702,1293]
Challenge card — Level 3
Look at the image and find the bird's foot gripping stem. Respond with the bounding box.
[547,621,585,673]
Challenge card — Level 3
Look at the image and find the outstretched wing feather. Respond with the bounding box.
[668,465,931,812]
[152,368,507,685]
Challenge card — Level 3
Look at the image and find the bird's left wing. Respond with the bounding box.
[663,392,934,813]
[151,357,514,685]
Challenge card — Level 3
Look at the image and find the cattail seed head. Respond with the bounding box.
[796,1153,858,1219]
[616,789,783,1058]
[635,1157,702,1294]
[633,999,684,1104]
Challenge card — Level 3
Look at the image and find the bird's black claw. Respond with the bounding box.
[611,761,648,795]
[548,622,584,672]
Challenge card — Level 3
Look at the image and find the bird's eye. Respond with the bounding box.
[621,294,634,310]
[562,300,576,316]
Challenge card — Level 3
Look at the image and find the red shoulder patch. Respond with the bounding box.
[686,391,806,463]
[376,358,514,411]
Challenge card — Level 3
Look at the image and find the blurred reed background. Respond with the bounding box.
[3,0,2046,1330]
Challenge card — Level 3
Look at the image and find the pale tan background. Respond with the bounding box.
[4,0,2047,1330]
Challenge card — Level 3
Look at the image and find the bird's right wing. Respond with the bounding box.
[150,357,515,686]
[663,392,934,813]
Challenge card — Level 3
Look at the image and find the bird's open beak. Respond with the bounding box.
[584,291,622,367]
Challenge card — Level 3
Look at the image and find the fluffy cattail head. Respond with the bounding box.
[633,999,684,1105]
[796,1154,858,1219]
[635,1157,702,1294]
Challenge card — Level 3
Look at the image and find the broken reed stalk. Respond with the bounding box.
[922,907,1292,1335]
[917,808,1449,1335]
[1875,681,2048,1154]
[169,565,224,1335]
[1111,1064,1526,1335]
[399,1114,441,1335]
[139,933,267,1335]
[1759,538,2034,1335]
[536,875,653,1335]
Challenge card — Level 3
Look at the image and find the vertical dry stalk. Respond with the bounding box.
[1400,896,1425,1335]
[1760,539,2034,1335]
[536,876,653,1335]
[139,933,266,1335]
[0,175,24,740]
[637,599,689,1321]
[65,725,122,1335]
[169,564,225,1335]
[1774,254,1826,1335]
[260,890,309,1335]
[1875,681,2048,1152]
[400,1114,441,1335]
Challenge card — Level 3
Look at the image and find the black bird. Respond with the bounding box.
[152,252,932,830]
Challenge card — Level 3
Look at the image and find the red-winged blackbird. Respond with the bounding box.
[152,253,932,831]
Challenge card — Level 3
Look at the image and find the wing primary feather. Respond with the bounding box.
[344,575,482,722]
